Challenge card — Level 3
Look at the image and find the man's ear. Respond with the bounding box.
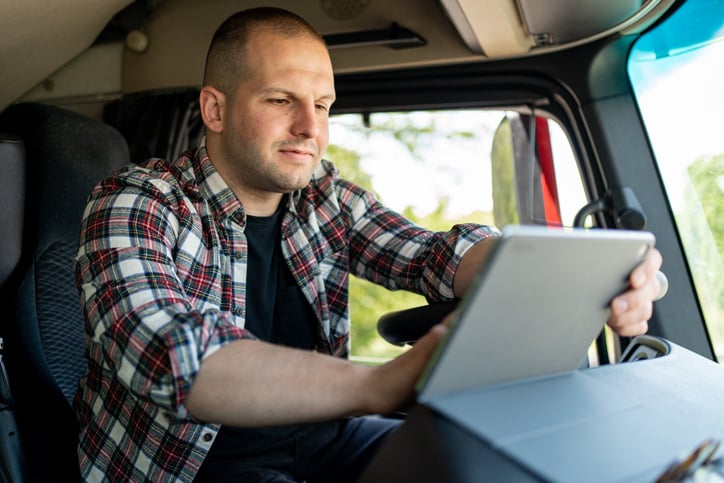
[199,86,225,133]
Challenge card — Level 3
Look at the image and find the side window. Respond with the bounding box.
[628,0,724,359]
[328,109,584,360]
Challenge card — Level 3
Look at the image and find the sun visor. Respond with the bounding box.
[441,0,661,57]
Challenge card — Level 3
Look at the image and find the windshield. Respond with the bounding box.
[628,0,724,358]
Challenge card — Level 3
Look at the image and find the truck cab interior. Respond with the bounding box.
[1,0,723,481]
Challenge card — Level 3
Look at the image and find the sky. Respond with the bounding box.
[629,39,724,212]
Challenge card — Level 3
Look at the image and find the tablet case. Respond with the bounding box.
[417,224,656,398]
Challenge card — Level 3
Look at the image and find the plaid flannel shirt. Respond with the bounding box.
[74,145,497,482]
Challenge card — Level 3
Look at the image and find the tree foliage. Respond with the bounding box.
[687,154,723,256]
[682,154,724,340]
[359,114,476,162]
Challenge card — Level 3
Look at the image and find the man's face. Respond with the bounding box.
[217,29,336,201]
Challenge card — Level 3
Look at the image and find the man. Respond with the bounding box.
[74,7,663,482]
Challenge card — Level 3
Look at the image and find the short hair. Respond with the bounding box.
[203,7,326,98]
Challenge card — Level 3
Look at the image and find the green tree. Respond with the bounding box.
[681,154,724,345]
[687,154,723,256]
[363,115,475,162]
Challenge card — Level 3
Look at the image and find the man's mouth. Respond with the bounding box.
[278,143,318,159]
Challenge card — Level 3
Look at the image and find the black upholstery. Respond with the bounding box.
[0,103,130,482]
[0,134,29,482]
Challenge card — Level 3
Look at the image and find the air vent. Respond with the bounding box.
[323,23,427,50]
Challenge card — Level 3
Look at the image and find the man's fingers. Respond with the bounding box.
[607,249,662,336]
[630,248,662,288]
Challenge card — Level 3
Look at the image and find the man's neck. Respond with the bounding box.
[237,191,284,217]
[205,139,285,216]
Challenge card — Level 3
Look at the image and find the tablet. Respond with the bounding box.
[417,224,655,399]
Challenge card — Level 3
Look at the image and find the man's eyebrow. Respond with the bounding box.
[260,87,336,102]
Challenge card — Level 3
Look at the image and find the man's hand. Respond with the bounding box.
[365,323,448,414]
[606,248,663,337]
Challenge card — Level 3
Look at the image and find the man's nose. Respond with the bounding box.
[291,102,321,139]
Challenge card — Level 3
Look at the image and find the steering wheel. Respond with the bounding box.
[377,301,459,346]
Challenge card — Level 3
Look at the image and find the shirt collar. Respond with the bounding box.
[193,138,246,225]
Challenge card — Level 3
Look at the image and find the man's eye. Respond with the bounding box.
[269,98,288,105]
[316,104,329,112]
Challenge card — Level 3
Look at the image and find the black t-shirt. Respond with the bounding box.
[243,207,317,349]
[204,204,319,459]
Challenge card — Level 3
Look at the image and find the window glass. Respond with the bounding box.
[328,110,584,359]
[628,0,724,359]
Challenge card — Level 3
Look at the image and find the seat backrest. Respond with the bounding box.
[0,133,29,482]
[0,103,130,482]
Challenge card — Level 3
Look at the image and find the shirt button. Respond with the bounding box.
[233,306,243,317]
[202,432,214,443]
[234,250,244,260]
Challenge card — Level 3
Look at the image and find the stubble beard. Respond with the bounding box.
[246,143,320,195]
[267,140,321,193]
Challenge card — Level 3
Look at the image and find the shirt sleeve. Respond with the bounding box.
[337,175,500,301]
[74,169,250,420]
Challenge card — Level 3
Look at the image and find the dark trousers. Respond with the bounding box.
[194,416,402,482]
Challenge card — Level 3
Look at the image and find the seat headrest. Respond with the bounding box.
[0,103,130,252]
[0,135,25,286]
